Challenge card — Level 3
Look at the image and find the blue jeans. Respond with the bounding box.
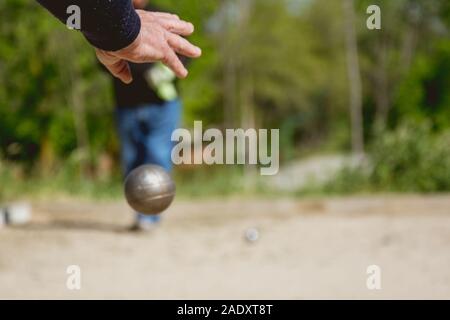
[116,99,181,223]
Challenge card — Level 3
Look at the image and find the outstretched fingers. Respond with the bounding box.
[160,33,202,78]
[100,10,203,81]
[158,18,195,36]
[167,33,202,58]
[151,12,180,20]
[162,47,188,78]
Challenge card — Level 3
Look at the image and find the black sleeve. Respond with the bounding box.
[36,0,141,51]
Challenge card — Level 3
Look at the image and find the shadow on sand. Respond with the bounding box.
[10,220,132,234]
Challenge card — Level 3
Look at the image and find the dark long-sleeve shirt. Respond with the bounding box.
[36,0,141,51]
[109,4,183,108]
[112,62,167,108]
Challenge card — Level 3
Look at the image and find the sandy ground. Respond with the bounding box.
[0,195,449,299]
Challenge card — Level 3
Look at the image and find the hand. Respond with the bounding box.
[96,10,202,84]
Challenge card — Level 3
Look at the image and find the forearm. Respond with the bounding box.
[36,0,140,51]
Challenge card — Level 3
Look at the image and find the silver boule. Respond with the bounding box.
[124,165,176,215]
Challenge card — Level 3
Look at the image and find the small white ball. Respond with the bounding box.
[245,228,259,243]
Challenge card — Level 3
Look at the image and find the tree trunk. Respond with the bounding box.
[222,43,237,128]
[237,0,258,186]
[343,0,364,154]
[70,75,91,177]
[374,39,390,128]
[66,36,90,177]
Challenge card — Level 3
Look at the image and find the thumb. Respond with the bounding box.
[108,59,133,84]
[96,49,133,84]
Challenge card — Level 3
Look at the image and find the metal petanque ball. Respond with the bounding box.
[124,164,176,215]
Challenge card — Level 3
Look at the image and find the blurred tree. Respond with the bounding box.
[0,0,114,175]
[0,0,448,193]
[343,0,365,154]
[356,0,450,130]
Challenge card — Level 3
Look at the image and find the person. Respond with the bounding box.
[34,0,200,230]
[111,0,183,231]
[36,0,201,82]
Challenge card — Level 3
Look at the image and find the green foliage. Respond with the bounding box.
[151,0,221,125]
[316,121,450,194]
[298,166,371,196]
[0,0,449,199]
[370,121,450,192]
[174,166,247,198]
[0,0,114,166]
[394,41,450,129]
[0,159,122,201]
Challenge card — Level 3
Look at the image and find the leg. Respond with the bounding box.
[130,100,181,226]
[142,99,181,172]
[116,106,163,228]
[115,107,140,177]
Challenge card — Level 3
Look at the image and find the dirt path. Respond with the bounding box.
[0,195,449,299]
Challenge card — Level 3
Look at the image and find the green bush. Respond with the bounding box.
[317,166,372,195]
[321,121,450,194]
[370,121,450,192]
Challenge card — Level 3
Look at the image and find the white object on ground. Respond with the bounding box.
[0,208,5,228]
[5,202,32,225]
[245,228,260,243]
